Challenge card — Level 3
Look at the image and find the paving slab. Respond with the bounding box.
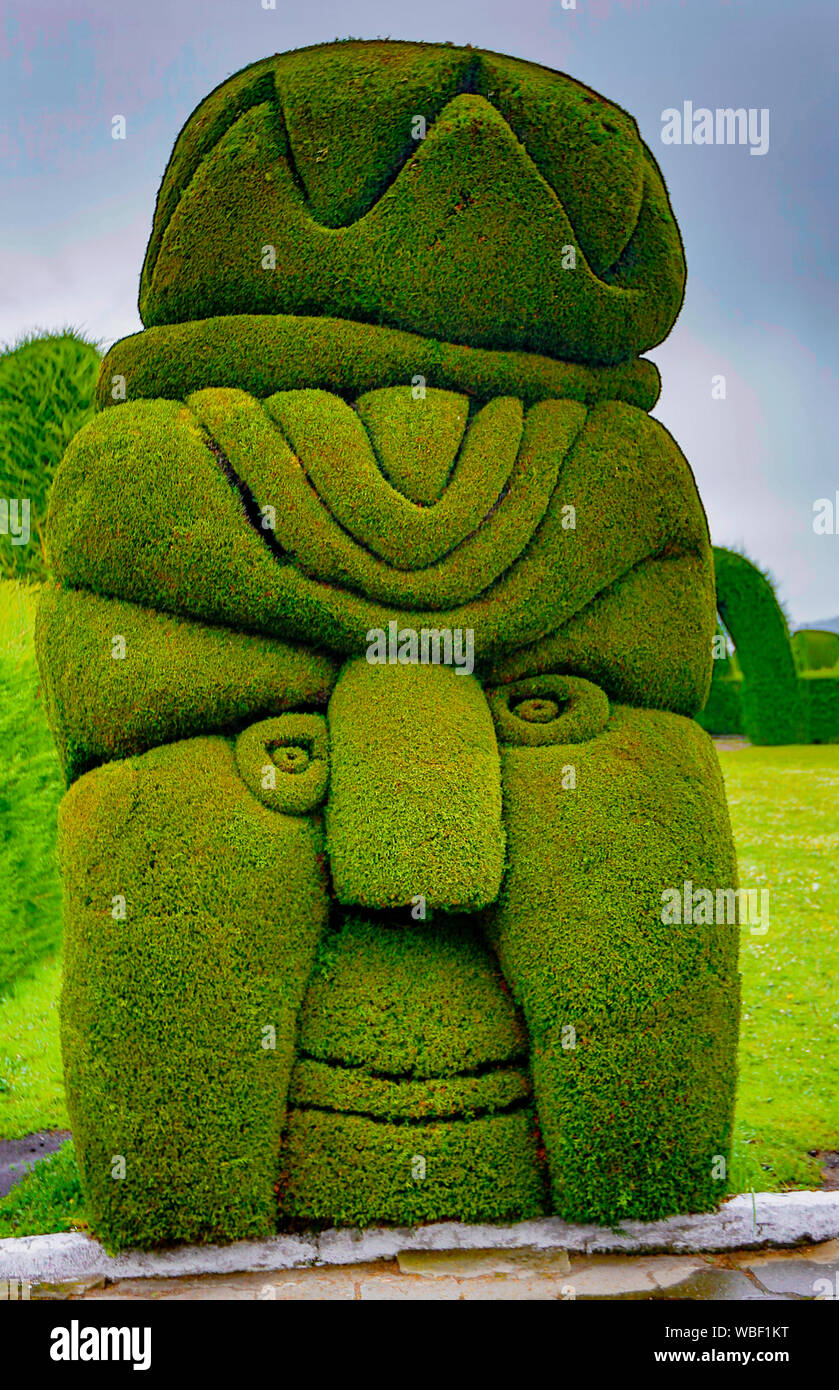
[74,1267,365,1301]
[569,1252,707,1295]
[646,1265,773,1301]
[396,1246,572,1277]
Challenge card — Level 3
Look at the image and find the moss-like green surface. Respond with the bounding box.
[485,706,739,1222]
[45,393,712,713]
[96,314,662,414]
[10,746,839,1220]
[325,661,504,911]
[259,387,517,566]
[489,551,715,716]
[279,1107,546,1227]
[533,980,739,1223]
[138,42,685,366]
[487,674,610,746]
[289,1057,531,1122]
[59,735,329,1249]
[34,38,742,1239]
[234,714,329,813]
[190,386,571,605]
[297,914,526,1076]
[355,385,471,505]
[37,583,338,784]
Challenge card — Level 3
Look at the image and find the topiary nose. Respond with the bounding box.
[325,657,505,912]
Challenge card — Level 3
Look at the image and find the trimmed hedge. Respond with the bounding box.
[696,674,743,736]
[713,547,804,745]
[325,660,505,911]
[44,392,712,710]
[486,705,739,1223]
[138,42,685,366]
[696,624,743,735]
[289,1057,531,1122]
[528,980,739,1224]
[488,550,715,716]
[96,315,662,415]
[190,387,580,608]
[298,913,526,1075]
[44,39,738,1238]
[697,581,839,745]
[59,734,329,1250]
[261,387,511,562]
[801,670,839,744]
[0,331,101,580]
[487,674,610,746]
[792,628,839,673]
[357,384,490,506]
[36,583,338,784]
[235,714,330,814]
[280,1107,546,1227]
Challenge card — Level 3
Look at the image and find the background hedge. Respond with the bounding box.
[0,331,100,580]
[710,547,805,745]
[698,551,839,745]
[793,628,839,673]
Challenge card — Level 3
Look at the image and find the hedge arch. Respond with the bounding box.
[711,547,804,745]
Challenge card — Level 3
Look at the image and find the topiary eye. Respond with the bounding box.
[268,741,312,775]
[509,695,563,724]
[487,676,609,745]
[235,715,329,813]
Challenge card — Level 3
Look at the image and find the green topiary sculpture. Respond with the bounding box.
[37,40,740,1248]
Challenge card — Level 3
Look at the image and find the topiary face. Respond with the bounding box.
[38,40,739,1247]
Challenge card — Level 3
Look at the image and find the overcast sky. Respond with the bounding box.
[2,0,836,625]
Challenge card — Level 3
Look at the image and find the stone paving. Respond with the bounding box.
[27,1239,839,1301]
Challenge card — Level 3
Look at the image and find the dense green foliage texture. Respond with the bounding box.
[36,40,741,1246]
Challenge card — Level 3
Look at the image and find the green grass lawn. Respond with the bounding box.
[723,745,839,1194]
[0,955,67,1137]
[0,579,64,994]
[1,572,837,1235]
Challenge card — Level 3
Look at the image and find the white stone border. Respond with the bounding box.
[2,1190,839,1284]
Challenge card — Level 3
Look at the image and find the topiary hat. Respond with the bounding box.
[138,39,686,366]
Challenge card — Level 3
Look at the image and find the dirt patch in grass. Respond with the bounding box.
[0,1128,71,1199]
